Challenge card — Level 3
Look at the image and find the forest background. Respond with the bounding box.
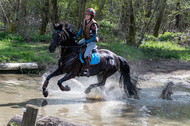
[0,0,189,65]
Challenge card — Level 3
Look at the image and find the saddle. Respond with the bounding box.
[79,46,100,65]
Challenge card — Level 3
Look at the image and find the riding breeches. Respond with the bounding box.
[78,38,97,58]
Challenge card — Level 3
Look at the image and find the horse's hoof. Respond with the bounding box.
[64,85,71,91]
[84,88,91,94]
[43,90,49,97]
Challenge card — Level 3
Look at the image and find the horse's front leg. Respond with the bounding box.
[57,72,76,91]
[42,68,62,97]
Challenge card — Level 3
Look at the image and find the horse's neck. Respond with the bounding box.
[60,39,80,56]
[61,46,79,56]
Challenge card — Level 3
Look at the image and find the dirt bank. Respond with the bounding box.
[130,59,190,91]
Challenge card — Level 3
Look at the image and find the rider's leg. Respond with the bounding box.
[84,56,90,77]
[84,42,96,77]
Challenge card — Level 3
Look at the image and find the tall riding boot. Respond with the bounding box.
[84,56,90,77]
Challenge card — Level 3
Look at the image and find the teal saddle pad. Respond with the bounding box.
[79,52,100,65]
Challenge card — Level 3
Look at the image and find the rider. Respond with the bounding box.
[74,8,99,77]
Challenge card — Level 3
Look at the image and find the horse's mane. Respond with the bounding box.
[63,22,77,37]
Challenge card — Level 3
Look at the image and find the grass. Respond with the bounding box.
[0,30,190,65]
[140,41,190,60]
[98,42,149,61]
[0,38,56,64]
[98,35,190,61]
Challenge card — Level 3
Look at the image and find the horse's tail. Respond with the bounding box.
[118,56,139,98]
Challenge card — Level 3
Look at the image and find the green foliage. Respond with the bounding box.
[158,32,181,41]
[10,122,19,126]
[144,32,182,42]
[0,22,4,27]
[0,37,55,64]
[109,42,148,61]
[0,31,51,42]
[0,31,8,40]
[140,38,190,61]
[0,32,24,42]
[98,20,117,35]
[144,35,156,41]
[98,31,190,61]
[1,31,190,66]
[98,20,121,44]
[30,34,52,42]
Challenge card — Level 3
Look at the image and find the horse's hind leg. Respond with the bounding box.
[42,68,62,97]
[85,67,118,94]
[85,74,107,94]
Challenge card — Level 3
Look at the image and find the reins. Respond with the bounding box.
[60,46,82,48]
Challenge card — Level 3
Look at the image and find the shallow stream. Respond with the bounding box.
[0,74,190,126]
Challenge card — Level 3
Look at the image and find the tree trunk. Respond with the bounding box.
[0,2,9,24]
[21,0,26,18]
[51,0,58,23]
[175,1,180,31]
[15,0,20,21]
[127,0,136,45]
[40,0,50,35]
[77,0,87,29]
[153,0,167,37]
[137,5,157,47]
[120,0,129,33]
[145,0,153,18]
[95,0,106,20]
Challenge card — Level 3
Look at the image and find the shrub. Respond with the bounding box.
[144,35,156,41]
[158,32,181,41]
[5,34,24,42]
[0,22,4,27]
[30,34,52,42]
[98,21,120,43]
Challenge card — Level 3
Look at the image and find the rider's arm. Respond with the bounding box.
[76,28,82,38]
[85,34,97,44]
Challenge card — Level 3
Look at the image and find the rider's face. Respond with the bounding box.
[85,14,91,20]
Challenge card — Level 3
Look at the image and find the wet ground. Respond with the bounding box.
[0,69,190,126]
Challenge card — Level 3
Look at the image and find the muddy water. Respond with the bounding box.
[0,74,190,126]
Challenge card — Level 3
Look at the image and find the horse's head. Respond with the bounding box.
[49,23,63,52]
[49,23,77,53]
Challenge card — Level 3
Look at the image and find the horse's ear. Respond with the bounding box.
[59,23,64,30]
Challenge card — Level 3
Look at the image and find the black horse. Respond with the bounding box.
[42,23,139,98]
